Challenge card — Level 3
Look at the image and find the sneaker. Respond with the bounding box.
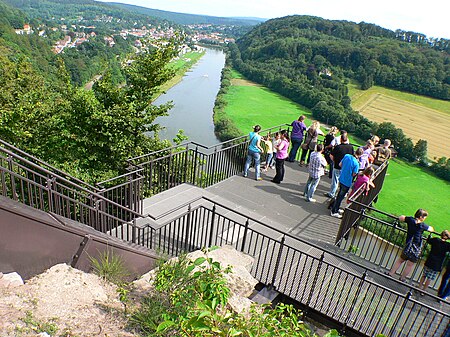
[323,192,334,198]
[330,212,342,219]
[307,198,316,203]
[256,177,263,181]
[243,173,248,177]
[338,209,344,214]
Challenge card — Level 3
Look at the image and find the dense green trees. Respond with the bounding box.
[227,15,450,180]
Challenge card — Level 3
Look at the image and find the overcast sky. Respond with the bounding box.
[98,0,449,39]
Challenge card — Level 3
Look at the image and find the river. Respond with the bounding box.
[154,47,225,147]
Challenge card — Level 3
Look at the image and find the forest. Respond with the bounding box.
[0,0,185,182]
[228,15,449,180]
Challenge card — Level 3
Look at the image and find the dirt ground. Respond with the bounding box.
[0,264,135,337]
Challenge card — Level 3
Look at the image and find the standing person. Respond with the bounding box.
[243,125,264,181]
[417,230,450,294]
[325,132,354,198]
[288,115,307,162]
[387,209,435,282]
[270,132,281,169]
[330,147,363,218]
[347,166,375,203]
[324,126,339,178]
[300,120,323,166]
[358,140,375,170]
[373,139,392,167]
[262,133,273,172]
[272,130,289,184]
[303,144,327,202]
[438,256,450,300]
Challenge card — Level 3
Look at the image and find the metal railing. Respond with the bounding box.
[0,143,144,235]
[126,124,291,196]
[336,200,446,290]
[132,196,449,337]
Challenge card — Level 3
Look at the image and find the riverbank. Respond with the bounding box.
[155,49,206,98]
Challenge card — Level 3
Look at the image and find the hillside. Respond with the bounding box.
[229,15,449,164]
[106,2,264,26]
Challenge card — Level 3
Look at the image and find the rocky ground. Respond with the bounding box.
[0,264,134,337]
[0,248,332,337]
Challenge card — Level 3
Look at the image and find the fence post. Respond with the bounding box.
[7,156,18,201]
[240,218,250,252]
[46,177,54,213]
[270,235,286,287]
[208,204,216,248]
[305,252,325,313]
[344,270,367,332]
[192,146,199,186]
[184,204,192,251]
[389,290,413,337]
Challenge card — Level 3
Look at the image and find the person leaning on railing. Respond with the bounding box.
[417,230,450,295]
[387,209,435,282]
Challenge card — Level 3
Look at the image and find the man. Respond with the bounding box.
[330,147,363,218]
[325,132,354,198]
[373,139,392,166]
[303,144,327,202]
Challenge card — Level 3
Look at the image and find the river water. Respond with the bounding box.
[154,47,225,147]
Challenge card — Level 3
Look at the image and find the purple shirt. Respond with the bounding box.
[276,139,289,159]
[291,120,307,140]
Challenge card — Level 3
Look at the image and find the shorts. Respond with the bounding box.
[423,266,439,280]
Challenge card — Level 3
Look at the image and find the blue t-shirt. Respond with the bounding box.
[339,154,359,187]
[248,132,261,153]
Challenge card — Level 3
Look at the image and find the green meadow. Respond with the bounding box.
[222,70,449,232]
[224,70,312,130]
[376,160,449,231]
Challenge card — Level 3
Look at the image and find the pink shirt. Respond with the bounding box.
[276,139,289,159]
[353,174,369,191]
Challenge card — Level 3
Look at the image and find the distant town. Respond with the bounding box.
[14,15,236,54]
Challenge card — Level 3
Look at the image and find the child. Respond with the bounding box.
[270,132,281,169]
[387,209,434,282]
[262,133,273,172]
[271,130,289,184]
[418,230,450,294]
[347,166,375,203]
[304,144,327,202]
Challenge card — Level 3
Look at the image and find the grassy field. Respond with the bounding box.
[156,50,205,97]
[223,70,449,232]
[349,82,450,160]
[225,71,311,131]
[377,160,449,232]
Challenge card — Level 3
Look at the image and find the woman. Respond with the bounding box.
[288,115,307,162]
[387,209,434,281]
[243,125,264,181]
[272,130,289,184]
[300,121,323,166]
[324,126,338,178]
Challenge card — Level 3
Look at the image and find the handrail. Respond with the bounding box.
[1,145,144,219]
[0,139,99,191]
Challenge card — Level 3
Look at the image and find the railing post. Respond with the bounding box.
[389,290,413,337]
[344,270,367,331]
[192,146,199,185]
[208,204,216,248]
[305,252,325,313]
[131,218,137,244]
[270,235,286,287]
[46,177,54,213]
[7,156,17,201]
[184,204,192,251]
[183,144,190,184]
[240,218,250,252]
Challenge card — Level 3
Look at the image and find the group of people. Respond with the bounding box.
[387,209,450,301]
[242,119,449,301]
[243,116,391,219]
